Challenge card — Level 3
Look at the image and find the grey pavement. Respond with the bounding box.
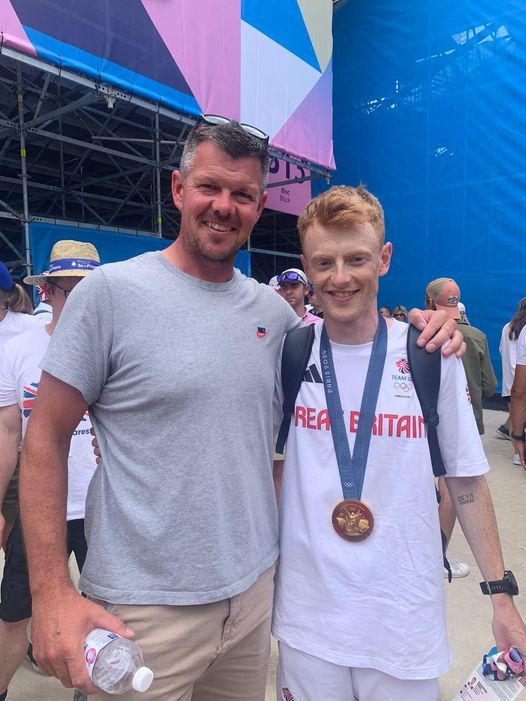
[2,409,525,700]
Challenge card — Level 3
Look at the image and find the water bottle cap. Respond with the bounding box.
[132,666,153,692]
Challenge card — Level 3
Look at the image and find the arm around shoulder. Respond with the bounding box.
[408,308,464,357]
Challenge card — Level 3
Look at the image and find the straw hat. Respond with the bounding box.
[24,240,100,285]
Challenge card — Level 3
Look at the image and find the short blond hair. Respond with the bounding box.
[298,185,385,247]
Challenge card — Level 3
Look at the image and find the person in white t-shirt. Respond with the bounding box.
[499,298,526,464]
[0,263,42,550]
[0,240,100,701]
[510,318,526,469]
[32,273,53,324]
[0,261,40,348]
[273,185,526,701]
[277,268,321,326]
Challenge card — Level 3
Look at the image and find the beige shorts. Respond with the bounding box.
[94,563,275,701]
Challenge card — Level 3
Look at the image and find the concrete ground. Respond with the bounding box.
[2,409,525,700]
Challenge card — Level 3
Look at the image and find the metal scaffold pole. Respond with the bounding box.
[154,110,162,237]
[16,62,31,277]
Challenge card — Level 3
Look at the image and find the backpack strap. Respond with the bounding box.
[406,324,446,478]
[407,325,451,579]
[275,324,316,454]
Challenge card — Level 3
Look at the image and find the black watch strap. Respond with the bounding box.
[511,432,525,442]
[480,570,519,596]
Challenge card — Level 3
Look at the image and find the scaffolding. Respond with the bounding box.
[0,46,330,282]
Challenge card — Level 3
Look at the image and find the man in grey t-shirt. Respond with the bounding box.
[19,117,463,700]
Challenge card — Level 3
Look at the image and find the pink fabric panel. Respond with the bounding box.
[271,59,335,170]
[266,160,311,216]
[140,0,240,119]
[0,0,36,55]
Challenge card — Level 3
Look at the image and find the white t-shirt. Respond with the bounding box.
[499,322,518,396]
[33,302,53,323]
[272,320,489,680]
[0,324,96,520]
[0,310,41,349]
[515,326,526,367]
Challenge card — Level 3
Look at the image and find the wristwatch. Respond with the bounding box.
[480,570,519,596]
[511,432,525,442]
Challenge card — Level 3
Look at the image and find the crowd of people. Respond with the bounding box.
[1,116,525,701]
[378,305,408,322]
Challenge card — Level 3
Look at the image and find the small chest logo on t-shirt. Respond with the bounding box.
[256,326,269,338]
[392,358,413,398]
[281,689,295,701]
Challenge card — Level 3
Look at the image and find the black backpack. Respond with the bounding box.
[275,322,452,578]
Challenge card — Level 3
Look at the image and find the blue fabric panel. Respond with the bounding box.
[332,0,526,390]
[241,0,320,71]
[24,28,200,116]
[12,0,193,98]
[29,223,251,277]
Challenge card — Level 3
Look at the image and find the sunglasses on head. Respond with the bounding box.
[200,114,269,146]
[278,272,306,285]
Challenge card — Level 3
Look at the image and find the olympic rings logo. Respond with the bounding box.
[394,381,413,391]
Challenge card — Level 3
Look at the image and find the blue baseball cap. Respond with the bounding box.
[0,261,14,292]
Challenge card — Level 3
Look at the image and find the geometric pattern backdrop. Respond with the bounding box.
[0,0,334,167]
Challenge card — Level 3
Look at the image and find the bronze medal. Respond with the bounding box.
[332,499,374,541]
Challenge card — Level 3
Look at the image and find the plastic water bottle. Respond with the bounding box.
[84,629,153,694]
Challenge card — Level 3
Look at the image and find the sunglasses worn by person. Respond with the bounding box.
[278,272,306,285]
[49,281,77,299]
[200,114,269,146]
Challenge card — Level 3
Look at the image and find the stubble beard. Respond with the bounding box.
[188,230,239,266]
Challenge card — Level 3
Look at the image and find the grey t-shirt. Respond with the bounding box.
[42,251,299,605]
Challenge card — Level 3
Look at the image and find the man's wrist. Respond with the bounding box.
[490,592,517,613]
[31,577,76,600]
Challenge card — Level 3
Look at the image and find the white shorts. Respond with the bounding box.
[276,642,440,701]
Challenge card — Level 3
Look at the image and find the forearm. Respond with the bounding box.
[446,475,505,581]
[19,428,72,598]
[448,475,526,661]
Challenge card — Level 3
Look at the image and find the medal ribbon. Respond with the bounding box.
[320,316,387,501]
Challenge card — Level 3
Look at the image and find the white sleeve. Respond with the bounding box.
[436,354,490,478]
[499,324,506,356]
[0,345,18,408]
